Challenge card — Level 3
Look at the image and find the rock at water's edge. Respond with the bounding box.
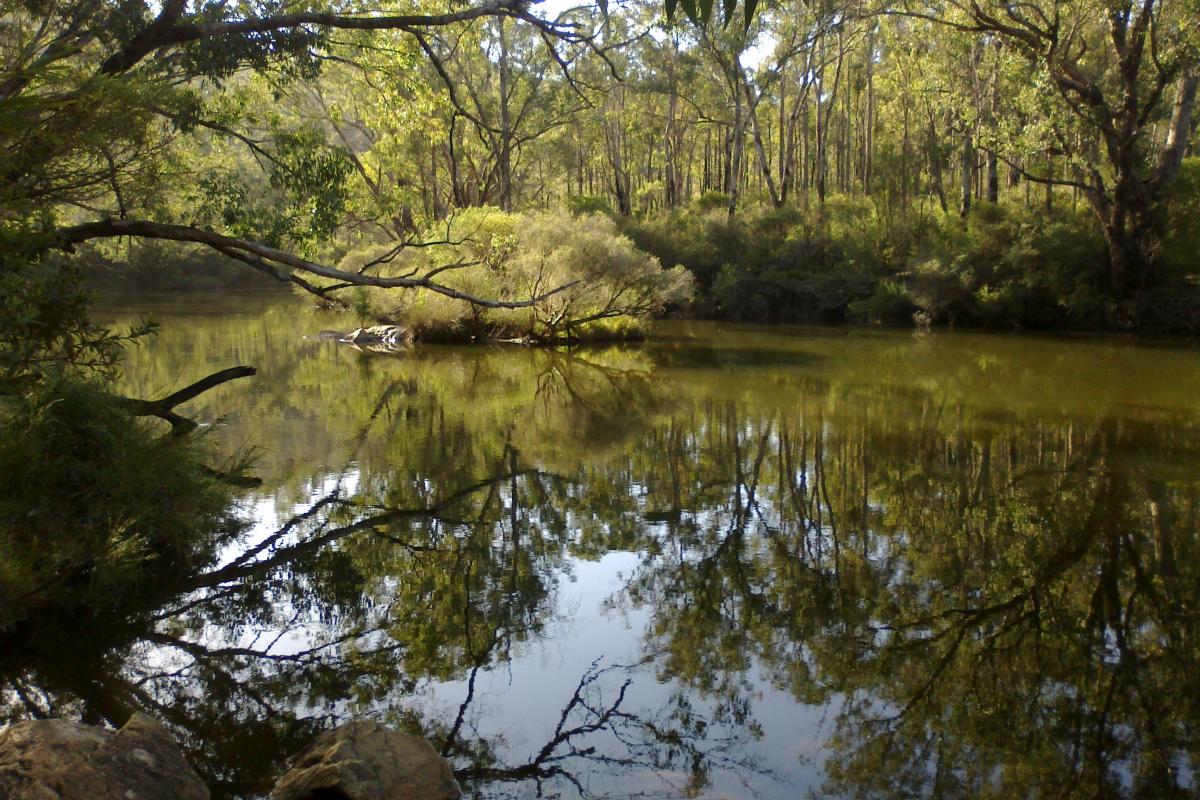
[271,720,461,800]
[0,712,210,800]
[344,325,410,346]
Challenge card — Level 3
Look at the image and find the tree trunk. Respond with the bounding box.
[959,130,974,218]
[743,65,782,208]
[779,61,789,200]
[1157,67,1199,183]
[497,18,514,211]
[864,28,875,195]
[986,49,1000,203]
[816,34,845,205]
[726,64,745,216]
[986,150,999,203]
[604,89,632,216]
[1104,173,1154,297]
[927,119,947,213]
[801,91,811,205]
[664,43,684,208]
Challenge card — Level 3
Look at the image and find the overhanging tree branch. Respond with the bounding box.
[58,219,578,308]
[101,0,525,75]
[98,0,600,76]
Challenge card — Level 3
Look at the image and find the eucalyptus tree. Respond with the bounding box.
[414,12,594,210]
[294,32,443,241]
[893,0,1200,296]
[645,25,700,208]
[0,0,603,385]
[742,0,871,207]
[696,22,754,214]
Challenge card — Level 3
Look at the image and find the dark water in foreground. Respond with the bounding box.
[6,296,1200,799]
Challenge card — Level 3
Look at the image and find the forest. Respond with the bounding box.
[2,0,1199,359]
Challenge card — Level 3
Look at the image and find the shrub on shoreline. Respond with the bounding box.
[334,207,694,343]
[623,195,1200,331]
[0,379,243,634]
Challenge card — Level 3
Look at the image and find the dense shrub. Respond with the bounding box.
[907,203,1110,328]
[625,199,926,324]
[1160,158,1200,276]
[1145,157,1200,331]
[692,191,730,211]
[0,379,243,632]
[566,195,614,218]
[340,207,694,342]
[625,198,1135,329]
[849,279,914,325]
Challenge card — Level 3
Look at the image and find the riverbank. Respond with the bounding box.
[0,715,461,800]
[621,197,1200,333]
[84,192,1200,337]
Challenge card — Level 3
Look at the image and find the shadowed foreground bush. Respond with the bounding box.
[0,379,243,633]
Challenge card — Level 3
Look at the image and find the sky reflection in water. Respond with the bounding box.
[4,297,1200,799]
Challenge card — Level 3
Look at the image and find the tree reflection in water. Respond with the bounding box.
[3,307,1199,799]
[624,404,1200,799]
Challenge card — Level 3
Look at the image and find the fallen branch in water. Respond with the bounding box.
[118,365,257,436]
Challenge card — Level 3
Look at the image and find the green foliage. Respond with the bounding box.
[191,126,353,249]
[1145,158,1200,331]
[0,378,242,633]
[629,200,1122,328]
[0,234,156,386]
[628,202,907,323]
[343,207,694,341]
[849,279,913,325]
[0,0,1196,342]
[268,127,354,242]
[1161,158,1200,271]
[692,191,730,212]
[633,179,667,215]
[0,254,91,383]
[566,195,615,217]
[180,15,324,83]
[910,204,1110,328]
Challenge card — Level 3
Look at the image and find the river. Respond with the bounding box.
[7,294,1200,799]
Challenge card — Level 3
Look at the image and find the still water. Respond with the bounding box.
[7,295,1200,798]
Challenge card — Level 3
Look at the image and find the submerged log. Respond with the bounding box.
[119,365,257,435]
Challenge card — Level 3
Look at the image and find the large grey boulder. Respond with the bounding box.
[0,713,209,800]
[271,721,460,800]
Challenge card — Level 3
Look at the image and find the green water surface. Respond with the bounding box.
[5,295,1200,799]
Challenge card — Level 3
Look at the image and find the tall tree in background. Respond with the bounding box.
[0,0,597,384]
[902,0,1199,294]
[0,0,1197,356]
